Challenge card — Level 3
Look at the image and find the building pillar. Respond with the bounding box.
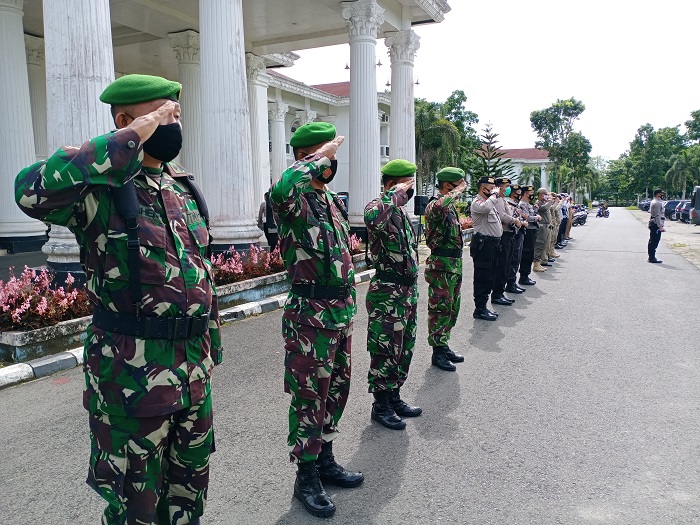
[246,53,272,202]
[25,34,47,161]
[385,29,420,217]
[0,0,48,254]
[268,101,289,183]
[41,0,114,273]
[541,163,549,190]
[295,110,317,125]
[342,0,384,231]
[168,30,201,180]
[200,0,260,250]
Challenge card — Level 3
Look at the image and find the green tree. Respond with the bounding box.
[666,149,700,199]
[684,109,700,143]
[626,124,687,197]
[516,165,542,188]
[469,123,514,195]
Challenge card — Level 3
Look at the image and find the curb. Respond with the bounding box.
[0,269,376,390]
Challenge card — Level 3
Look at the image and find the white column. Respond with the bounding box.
[541,163,549,190]
[386,29,420,217]
[295,110,317,125]
[342,0,385,229]
[0,0,48,252]
[200,0,260,249]
[246,53,272,201]
[25,34,47,161]
[42,0,114,270]
[168,30,201,179]
[268,101,289,183]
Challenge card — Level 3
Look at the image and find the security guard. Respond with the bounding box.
[470,176,503,321]
[270,122,363,518]
[15,74,220,525]
[424,167,468,371]
[492,177,522,304]
[364,159,421,430]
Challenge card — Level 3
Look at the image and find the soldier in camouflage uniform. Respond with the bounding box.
[270,122,363,519]
[424,167,468,371]
[364,159,422,430]
[14,74,221,525]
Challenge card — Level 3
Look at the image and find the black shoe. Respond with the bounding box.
[491,296,514,306]
[444,346,465,363]
[555,244,564,249]
[648,258,663,263]
[371,392,406,429]
[548,257,555,262]
[473,308,498,321]
[487,308,499,317]
[519,277,536,286]
[294,462,336,518]
[389,389,422,417]
[505,284,524,294]
[432,346,457,371]
[541,262,552,267]
[316,441,364,488]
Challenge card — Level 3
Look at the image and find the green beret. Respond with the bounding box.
[100,74,181,105]
[436,167,465,182]
[381,159,417,177]
[477,176,496,185]
[289,122,336,148]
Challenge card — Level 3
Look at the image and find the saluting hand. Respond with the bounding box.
[394,179,415,194]
[316,135,346,160]
[453,180,468,194]
[124,100,178,143]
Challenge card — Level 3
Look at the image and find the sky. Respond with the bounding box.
[283,0,700,161]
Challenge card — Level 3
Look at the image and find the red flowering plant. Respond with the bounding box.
[211,244,285,286]
[460,216,474,230]
[0,267,92,331]
[348,233,363,254]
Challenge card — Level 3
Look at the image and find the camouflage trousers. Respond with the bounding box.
[283,317,352,464]
[87,393,213,525]
[425,270,462,347]
[365,280,418,393]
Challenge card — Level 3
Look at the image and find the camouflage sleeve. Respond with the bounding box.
[15,129,143,226]
[364,186,409,231]
[269,154,331,219]
[426,189,462,239]
[208,292,223,365]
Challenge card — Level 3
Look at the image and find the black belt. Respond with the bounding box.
[92,306,210,340]
[502,230,516,237]
[473,232,501,243]
[431,248,462,258]
[291,283,352,300]
[375,270,417,286]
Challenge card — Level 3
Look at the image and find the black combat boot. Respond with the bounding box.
[431,346,457,371]
[294,461,336,518]
[371,391,406,430]
[316,441,364,488]
[388,388,422,417]
[443,346,464,363]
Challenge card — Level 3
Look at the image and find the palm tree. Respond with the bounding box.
[415,99,461,194]
[666,150,699,200]
[517,166,541,188]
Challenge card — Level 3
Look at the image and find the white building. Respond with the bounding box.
[0,0,451,268]
[501,148,552,189]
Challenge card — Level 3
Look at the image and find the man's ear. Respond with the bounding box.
[114,112,130,130]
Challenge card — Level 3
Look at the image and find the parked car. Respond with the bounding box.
[663,200,681,219]
[673,200,689,221]
[639,199,651,211]
[680,200,693,223]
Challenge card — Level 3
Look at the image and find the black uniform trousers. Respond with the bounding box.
[519,228,537,279]
[470,233,501,309]
[648,222,662,259]
[492,231,515,299]
[557,217,568,244]
[507,230,525,285]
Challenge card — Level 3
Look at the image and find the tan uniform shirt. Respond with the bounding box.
[494,195,516,233]
[471,193,503,237]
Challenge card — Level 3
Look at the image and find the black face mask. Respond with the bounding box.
[406,188,415,200]
[143,123,183,163]
[319,159,338,184]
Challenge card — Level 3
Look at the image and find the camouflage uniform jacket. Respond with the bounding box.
[424,189,464,275]
[364,186,419,294]
[15,129,222,418]
[270,154,356,330]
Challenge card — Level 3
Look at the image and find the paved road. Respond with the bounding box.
[2,208,699,525]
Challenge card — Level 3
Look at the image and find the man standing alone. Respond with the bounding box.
[648,188,666,263]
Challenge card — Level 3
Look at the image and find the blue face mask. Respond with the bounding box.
[504,187,512,197]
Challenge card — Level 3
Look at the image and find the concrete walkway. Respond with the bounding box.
[1,208,699,524]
